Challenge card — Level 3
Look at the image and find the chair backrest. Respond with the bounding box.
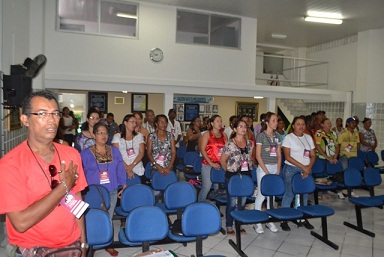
[348,157,365,172]
[176,145,187,159]
[85,209,113,247]
[83,184,111,210]
[311,158,326,176]
[145,162,153,179]
[227,174,254,197]
[192,156,203,173]
[251,165,257,183]
[182,202,221,236]
[364,168,382,187]
[366,151,379,166]
[120,184,155,213]
[260,174,285,196]
[210,166,226,184]
[343,168,362,187]
[357,150,367,163]
[126,174,142,186]
[292,174,315,195]
[184,151,199,166]
[164,181,197,210]
[326,161,343,175]
[151,170,178,191]
[126,206,168,242]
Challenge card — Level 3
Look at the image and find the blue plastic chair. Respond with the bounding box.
[183,151,200,180]
[145,162,153,179]
[261,174,303,222]
[182,202,225,257]
[357,150,367,163]
[85,209,113,252]
[114,184,155,217]
[159,181,196,216]
[83,184,111,210]
[312,158,337,204]
[209,166,227,224]
[348,157,365,172]
[119,206,169,252]
[151,170,178,192]
[366,151,384,173]
[326,161,345,188]
[175,146,187,171]
[227,174,269,256]
[343,167,383,237]
[292,174,338,250]
[126,173,141,186]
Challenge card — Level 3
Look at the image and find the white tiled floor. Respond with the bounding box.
[1,187,384,257]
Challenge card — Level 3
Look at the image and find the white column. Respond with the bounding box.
[266,97,277,113]
[164,92,174,115]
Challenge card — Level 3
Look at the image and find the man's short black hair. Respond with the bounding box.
[22,90,59,116]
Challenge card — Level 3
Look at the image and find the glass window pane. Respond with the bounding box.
[100,1,137,37]
[58,0,98,33]
[210,15,241,48]
[176,11,209,45]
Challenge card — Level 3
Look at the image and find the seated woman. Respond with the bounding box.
[147,114,176,175]
[186,116,201,152]
[112,114,146,184]
[75,108,100,152]
[81,122,126,256]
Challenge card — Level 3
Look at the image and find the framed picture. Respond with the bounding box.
[177,114,184,122]
[236,102,259,121]
[131,93,148,112]
[114,97,124,104]
[199,105,205,113]
[88,92,108,112]
[7,108,22,131]
[205,105,211,113]
[212,105,218,113]
[177,104,184,113]
[184,103,199,122]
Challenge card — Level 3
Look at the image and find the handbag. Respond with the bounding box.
[332,172,344,184]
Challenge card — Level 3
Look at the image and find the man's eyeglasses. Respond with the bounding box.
[49,165,60,189]
[89,116,100,120]
[29,112,62,119]
[95,131,108,135]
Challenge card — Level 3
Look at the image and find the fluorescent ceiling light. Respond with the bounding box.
[271,33,287,39]
[253,96,264,99]
[116,12,137,19]
[307,11,342,19]
[305,16,342,25]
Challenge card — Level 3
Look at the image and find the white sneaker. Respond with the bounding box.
[266,222,278,232]
[351,191,359,198]
[337,192,345,199]
[254,223,264,234]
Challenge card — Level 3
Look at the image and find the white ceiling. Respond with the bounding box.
[142,0,384,53]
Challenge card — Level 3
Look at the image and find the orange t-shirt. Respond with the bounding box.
[0,141,87,248]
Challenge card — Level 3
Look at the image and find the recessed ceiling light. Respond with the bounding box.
[253,96,264,99]
[122,91,128,93]
[305,16,342,25]
[271,33,287,39]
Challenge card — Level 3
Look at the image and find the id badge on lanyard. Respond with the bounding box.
[240,160,249,171]
[100,170,110,184]
[270,145,277,157]
[126,147,136,159]
[156,153,166,167]
[303,149,310,159]
[345,144,352,152]
[217,146,223,157]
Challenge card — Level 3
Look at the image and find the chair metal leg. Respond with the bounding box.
[343,205,375,237]
[196,235,203,257]
[228,220,247,257]
[310,217,339,250]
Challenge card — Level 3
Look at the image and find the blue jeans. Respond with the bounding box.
[281,164,308,208]
[225,176,246,228]
[198,164,218,202]
[108,190,118,219]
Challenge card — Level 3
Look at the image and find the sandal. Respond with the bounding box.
[226,229,235,236]
[240,228,247,235]
[105,248,119,256]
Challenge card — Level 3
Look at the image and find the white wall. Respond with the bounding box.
[43,1,257,90]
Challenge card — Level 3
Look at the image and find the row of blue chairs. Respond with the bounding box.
[227,173,338,257]
[83,177,225,256]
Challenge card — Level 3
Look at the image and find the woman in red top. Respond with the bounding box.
[198,115,226,201]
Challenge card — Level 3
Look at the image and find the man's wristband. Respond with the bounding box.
[80,242,89,249]
[61,181,69,195]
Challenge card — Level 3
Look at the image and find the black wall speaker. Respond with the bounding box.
[3,75,32,107]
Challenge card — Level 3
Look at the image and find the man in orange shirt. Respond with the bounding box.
[0,91,88,256]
